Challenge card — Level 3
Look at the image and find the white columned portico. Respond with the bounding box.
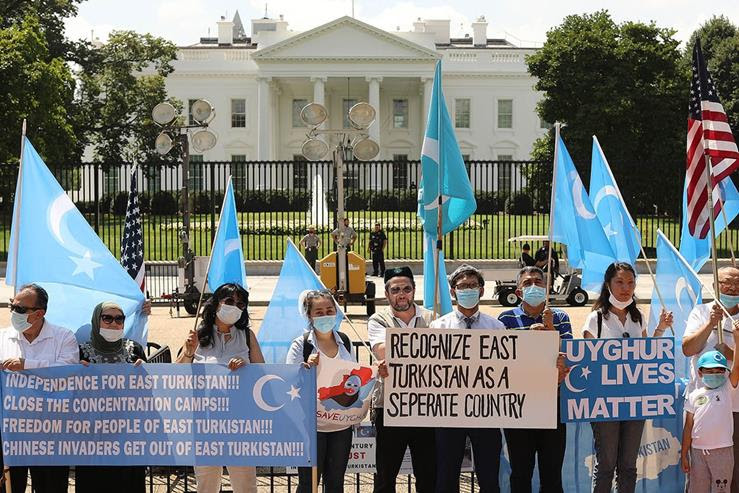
[257,76,273,160]
[366,77,382,147]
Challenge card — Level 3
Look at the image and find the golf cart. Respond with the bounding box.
[493,235,589,307]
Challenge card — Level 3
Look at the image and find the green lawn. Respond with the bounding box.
[0,211,735,262]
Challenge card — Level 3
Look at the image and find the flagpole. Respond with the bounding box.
[704,155,724,344]
[593,136,672,334]
[191,176,234,332]
[9,120,27,298]
[544,123,561,308]
[719,204,737,267]
[432,62,444,319]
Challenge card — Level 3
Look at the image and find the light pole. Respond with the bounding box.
[300,101,379,295]
[152,100,217,311]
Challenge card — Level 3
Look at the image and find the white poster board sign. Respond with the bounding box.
[384,329,559,429]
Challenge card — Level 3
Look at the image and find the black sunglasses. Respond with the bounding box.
[222,297,247,310]
[101,314,126,324]
[9,303,40,315]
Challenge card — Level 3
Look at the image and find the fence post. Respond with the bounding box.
[449,229,455,260]
[210,161,216,242]
[93,164,100,234]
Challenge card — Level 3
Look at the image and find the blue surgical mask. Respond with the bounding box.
[312,315,336,334]
[702,373,727,389]
[455,289,480,309]
[522,285,547,307]
[720,293,739,309]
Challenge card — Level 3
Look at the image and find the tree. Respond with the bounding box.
[526,11,687,214]
[685,16,739,145]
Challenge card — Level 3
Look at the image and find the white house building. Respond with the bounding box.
[97,13,548,196]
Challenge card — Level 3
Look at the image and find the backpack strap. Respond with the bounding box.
[246,328,252,351]
[597,312,602,338]
[302,331,352,362]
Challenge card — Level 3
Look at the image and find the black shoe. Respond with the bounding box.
[372,273,378,277]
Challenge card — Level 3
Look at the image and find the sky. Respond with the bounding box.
[65,0,738,48]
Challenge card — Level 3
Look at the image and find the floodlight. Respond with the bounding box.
[191,129,217,152]
[300,103,328,126]
[302,138,329,161]
[191,99,214,123]
[155,132,173,155]
[348,102,376,129]
[353,137,380,161]
[152,102,177,125]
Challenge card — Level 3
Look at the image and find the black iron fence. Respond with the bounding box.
[0,159,734,267]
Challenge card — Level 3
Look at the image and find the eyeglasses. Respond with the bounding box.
[101,314,126,324]
[388,286,413,295]
[222,297,247,310]
[455,284,480,290]
[9,303,40,315]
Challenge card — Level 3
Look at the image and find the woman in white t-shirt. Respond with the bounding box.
[582,262,673,493]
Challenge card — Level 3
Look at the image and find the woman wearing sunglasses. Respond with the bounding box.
[76,301,147,492]
[177,283,264,493]
[582,262,673,493]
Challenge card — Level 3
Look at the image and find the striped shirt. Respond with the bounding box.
[497,306,573,339]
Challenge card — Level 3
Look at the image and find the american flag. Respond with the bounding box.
[686,40,739,239]
[121,169,145,291]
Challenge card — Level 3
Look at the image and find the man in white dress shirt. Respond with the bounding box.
[0,283,79,493]
[430,265,505,493]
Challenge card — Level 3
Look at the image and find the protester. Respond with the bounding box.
[300,226,321,272]
[497,266,572,492]
[331,217,357,251]
[430,264,505,493]
[535,240,559,277]
[368,223,388,277]
[682,265,739,493]
[76,301,147,493]
[367,267,436,493]
[285,290,356,493]
[682,347,739,492]
[520,243,536,267]
[0,283,79,493]
[177,283,264,493]
[583,262,673,493]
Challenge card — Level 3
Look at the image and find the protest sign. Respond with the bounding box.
[560,337,676,422]
[0,364,316,467]
[316,354,376,432]
[383,329,559,428]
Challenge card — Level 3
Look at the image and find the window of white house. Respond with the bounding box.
[392,154,408,189]
[189,155,204,192]
[455,99,470,128]
[293,154,308,189]
[497,154,513,192]
[230,155,247,190]
[462,154,471,176]
[231,99,246,128]
[292,99,307,127]
[103,168,119,195]
[343,99,357,128]
[497,99,513,129]
[393,99,409,128]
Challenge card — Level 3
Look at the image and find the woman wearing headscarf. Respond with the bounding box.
[177,283,264,493]
[75,301,147,493]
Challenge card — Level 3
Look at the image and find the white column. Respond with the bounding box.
[421,77,433,125]
[257,76,272,161]
[311,76,326,106]
[366,77,382,146]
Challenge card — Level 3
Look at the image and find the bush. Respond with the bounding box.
[505,193,534,215]
[150,191,178,215]
[475,191,508,214]
[111,191,129,216]
[138,192,151,214]
[99,194,113,214]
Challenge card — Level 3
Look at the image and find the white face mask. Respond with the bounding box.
[10,311,32,333]
[609,292,633,310]
[217,304,243,326]
[99,328,123,342]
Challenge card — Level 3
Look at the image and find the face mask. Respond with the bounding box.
[217,304,243,326]
[702,373,727,389]
[522,285,547,306]
[10,311,32,333]
[312,315,336,334]
[455,289,480,309]
[99,328,123,343]
[608,292,633,310]
[720,293,739,309]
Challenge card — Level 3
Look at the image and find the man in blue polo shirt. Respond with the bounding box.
[498,266,571,493]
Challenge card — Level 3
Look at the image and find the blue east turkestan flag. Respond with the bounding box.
[647,230,702,380]
[551,134,617,292]
[589,136,641,265]
[6,138,147,344]
[417,60,476,235]
[207,176,247,291]
[258,240,343,363]
[679,174,739,271]
[422,232,453,315]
